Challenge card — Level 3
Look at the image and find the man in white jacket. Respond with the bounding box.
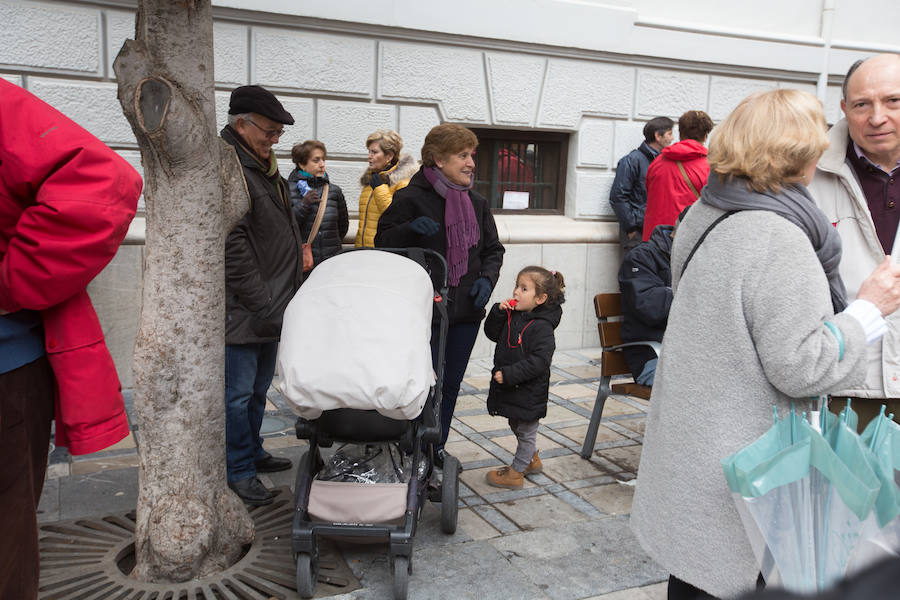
[809,53,900,428]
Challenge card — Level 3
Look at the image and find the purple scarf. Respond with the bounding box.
[423,166,479,286]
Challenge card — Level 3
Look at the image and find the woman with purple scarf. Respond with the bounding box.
[376,123,505,468]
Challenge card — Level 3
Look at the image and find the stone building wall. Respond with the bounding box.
[3,0,898,385]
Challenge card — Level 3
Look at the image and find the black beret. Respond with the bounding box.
[228,85,294,125]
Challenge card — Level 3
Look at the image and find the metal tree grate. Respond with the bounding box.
[38,487,359,599]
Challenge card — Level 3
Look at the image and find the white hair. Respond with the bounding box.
[227,112,252,127]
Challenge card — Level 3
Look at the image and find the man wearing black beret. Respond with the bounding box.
[221,85,302,505]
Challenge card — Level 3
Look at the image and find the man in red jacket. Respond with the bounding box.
[0,80,141,600]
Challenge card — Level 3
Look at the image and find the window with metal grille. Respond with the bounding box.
[470,129,568,214]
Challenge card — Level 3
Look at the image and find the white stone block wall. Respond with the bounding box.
[2,0,896,381]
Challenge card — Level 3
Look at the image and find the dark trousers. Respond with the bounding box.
[225,342,278,483]
[431,321,480,448]
[0,356,55,600]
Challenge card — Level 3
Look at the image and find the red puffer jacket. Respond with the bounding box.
[0,80,141,455]
[642,139,709,240]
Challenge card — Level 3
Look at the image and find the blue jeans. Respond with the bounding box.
[225,342,278,483]
[431,321,480,448]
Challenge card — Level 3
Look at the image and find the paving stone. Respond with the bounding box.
[541,453,617,483]
[58,467,139,520]
[481,485,547,504]
[576,481,635,516]
[549,368,573,382]
[560,364,604,380]
[462,374,492,391]
[550,382,597,400]
[460,466,539,497]
[564,475,617,490]
[493,492,587,531]
[584,581,668,600]
[616,417,646,436]
[260,434,307,449]
[457,507,501,540]
[549,351,590,367]
[458,481,476,498]
[444,439,495,464]
[70,454,140,475]
[37,477,60,523]
[541,403,588,425]
[599,445,643,473]
[554,489,607,518]
[446,425,468,443]
[556,423,625,445]
[492,432,561,455]
[456,412,509,433]
[490,517,667,600]
[462,457,506,471]
[472,505,520,534]
[454,394,486,411]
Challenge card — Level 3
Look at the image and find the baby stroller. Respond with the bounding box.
[276,248,459,600]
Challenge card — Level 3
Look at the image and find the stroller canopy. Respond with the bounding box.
[277,250,436,421]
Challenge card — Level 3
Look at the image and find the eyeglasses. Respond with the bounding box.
[244,118,285,140]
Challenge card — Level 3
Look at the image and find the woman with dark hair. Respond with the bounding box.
[288,140,348,268]
[376,123,505,466]
[355,130,418,248]
[642,110,715,240]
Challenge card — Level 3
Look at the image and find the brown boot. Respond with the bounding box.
[524,452,542,475]
[486,466,524,489]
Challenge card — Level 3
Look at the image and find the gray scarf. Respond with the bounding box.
[701,173,847,312]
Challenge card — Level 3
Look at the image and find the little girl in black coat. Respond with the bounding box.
[483,266,565,489]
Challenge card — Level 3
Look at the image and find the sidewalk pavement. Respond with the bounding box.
[38,347,667,600]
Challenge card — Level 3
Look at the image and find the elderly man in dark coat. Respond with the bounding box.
[221,86,303,506]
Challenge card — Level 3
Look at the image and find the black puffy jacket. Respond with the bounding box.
[617,224,673,377]
[484,302,561,422]
[222,126,303,344]
[287,169,349,267]
[375,168,505,324]
[609,141,658,234]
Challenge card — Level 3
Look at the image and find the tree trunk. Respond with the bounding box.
[113,0,254,582]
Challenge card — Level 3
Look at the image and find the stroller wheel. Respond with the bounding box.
[296,552,317,598]
[440,455,459,534]
[392,554,410,600]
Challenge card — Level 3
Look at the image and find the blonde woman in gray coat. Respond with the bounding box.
[630,89,900,600]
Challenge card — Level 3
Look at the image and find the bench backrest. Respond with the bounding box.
[594,293,631,377]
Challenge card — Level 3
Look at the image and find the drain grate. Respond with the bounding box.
[38,487,360,599]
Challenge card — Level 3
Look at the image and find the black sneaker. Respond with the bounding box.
[254,453,292,473]
[229,477,274,506]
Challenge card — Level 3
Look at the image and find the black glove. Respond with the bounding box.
[301,190,320,205]
[469,277,492,309]
[409,216,440,236]
[369,172,383,189]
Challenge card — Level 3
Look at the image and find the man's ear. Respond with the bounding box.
[535,293,548,306]
[840,99,848,117]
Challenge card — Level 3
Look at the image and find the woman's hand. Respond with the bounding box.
[498,298,516,311]
[493,370,504,384]
[409,216,440,236]
[301,190,320,205]
[857,256,900,316]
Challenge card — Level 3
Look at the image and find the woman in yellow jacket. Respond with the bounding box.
[355,130,419,247]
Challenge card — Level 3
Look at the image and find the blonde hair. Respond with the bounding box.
[366,130,403,160]
[708,89,828,193]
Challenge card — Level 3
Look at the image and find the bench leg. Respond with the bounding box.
[580,375,610,459]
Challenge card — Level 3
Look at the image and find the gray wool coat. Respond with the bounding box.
[629,198,869,598]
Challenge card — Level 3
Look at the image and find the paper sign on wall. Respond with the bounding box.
[502,191,529,210]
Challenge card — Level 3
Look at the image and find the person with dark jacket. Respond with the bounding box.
[222,86,304,506]
[618,223,675,386]
[288,140,348,268]
[483,266,565,490]
[376,123,505,466]
[609,116,674,253]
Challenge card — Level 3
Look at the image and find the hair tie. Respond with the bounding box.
[551,270,556,275]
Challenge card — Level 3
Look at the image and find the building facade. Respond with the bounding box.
[3,0,898,385]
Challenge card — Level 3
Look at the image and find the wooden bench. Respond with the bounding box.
[580,293,660,459]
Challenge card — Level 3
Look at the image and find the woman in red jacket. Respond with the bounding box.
[642,110,714,241]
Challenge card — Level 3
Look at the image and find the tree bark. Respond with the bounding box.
[113,0,253,582]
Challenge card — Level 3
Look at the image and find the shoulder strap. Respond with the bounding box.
[680,210,737,276]
[306,183,329,244]
[676,161,700,199]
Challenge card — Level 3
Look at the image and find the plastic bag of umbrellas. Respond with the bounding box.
[723,399,900,594]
